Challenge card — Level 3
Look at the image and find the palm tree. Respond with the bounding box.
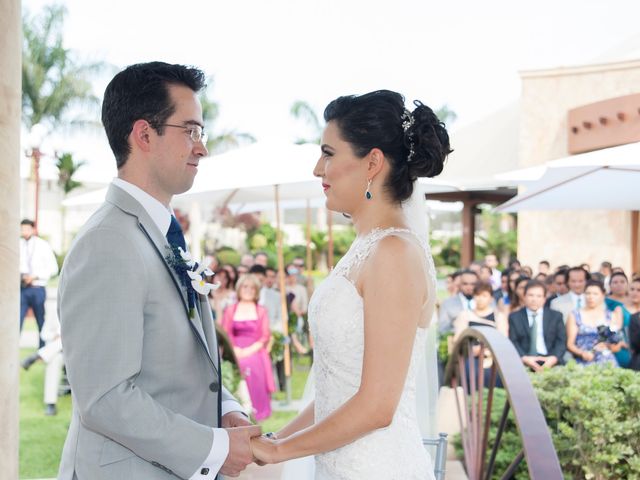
[200,78,255,154]
[290,100,322,144]
[56,152,86,250]
[22,4,104,131]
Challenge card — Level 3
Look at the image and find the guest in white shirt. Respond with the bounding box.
[550,266,590,323]
[509,280,567,372]
[19,219,59,348]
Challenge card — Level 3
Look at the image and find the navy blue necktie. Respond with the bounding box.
[166,215,186,251]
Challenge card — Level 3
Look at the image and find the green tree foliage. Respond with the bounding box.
[290,100,322,145]
[435,104,458,125]
[55,152,85,195]
[22,4,103,130]
[475,208,517,265]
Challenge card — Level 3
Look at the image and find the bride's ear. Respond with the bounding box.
[366,148,385,179]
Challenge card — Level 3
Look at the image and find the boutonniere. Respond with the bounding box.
[166,245,219,317]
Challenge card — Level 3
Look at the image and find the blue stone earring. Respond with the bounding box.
[365,179,372,200]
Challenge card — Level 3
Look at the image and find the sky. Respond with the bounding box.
[21,0,640,181]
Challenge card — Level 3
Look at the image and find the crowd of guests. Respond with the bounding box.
[204,253,311,421]
[439,257,640,376]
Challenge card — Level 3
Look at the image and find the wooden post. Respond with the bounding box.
[274,185,291,379]
[461,201,476,268]
[0,1,22,477]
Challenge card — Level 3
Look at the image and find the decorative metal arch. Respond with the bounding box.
[444,327,563,480]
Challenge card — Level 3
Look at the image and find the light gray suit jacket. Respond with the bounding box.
[438,295,464,334]
[550,293,574,324]
[58,185,236,480]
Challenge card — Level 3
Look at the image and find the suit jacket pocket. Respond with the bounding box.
[99,438,137,466]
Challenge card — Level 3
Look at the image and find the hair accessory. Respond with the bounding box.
[365,178,372,200]
[401,109,416,162]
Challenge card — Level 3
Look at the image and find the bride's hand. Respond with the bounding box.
[251,435,280,464]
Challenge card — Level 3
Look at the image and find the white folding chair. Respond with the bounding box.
[423,433,448,480]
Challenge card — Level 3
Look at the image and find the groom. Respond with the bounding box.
[58,62,260,479]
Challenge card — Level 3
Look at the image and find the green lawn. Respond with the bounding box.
[18,349,311,479]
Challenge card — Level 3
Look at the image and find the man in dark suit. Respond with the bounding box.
[509,280,566,372]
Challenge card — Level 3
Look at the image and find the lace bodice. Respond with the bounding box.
[309,227,435,480]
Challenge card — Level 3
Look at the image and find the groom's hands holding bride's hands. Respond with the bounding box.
[220,412,262,477]
[250,434,281,465]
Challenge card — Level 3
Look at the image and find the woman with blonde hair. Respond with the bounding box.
[222,274,275,420]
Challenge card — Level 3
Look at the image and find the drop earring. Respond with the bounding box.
[365,179,372,200]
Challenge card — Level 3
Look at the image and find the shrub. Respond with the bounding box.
[216,246,241,266]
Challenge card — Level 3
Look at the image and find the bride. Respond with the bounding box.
[251,90,451,479]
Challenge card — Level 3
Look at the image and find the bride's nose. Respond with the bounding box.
[313,156,324,177]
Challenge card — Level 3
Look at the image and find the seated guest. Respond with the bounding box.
[479,264,493,286]
[551,266,590,323]
[509,280,566,372]
[626,277,640,316]
[493,268,510,305]
[453,281,507,389]
[600,261,613,291]
[445,271,460,297]
[521,265,534,278]
[566,280,624,367]
[453,281,508,340]
[545,268,568,308]
[606,271,632,367]
[497,270,524,316]
[484,253,502,291]
[509,275,531,315]
[538,260,551,276]
[630,309,640,371]
[438,269,478,334]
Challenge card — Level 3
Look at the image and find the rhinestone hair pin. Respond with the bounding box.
[401,109,415,162]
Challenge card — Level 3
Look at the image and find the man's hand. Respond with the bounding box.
[222,411,252,428]
[521,356,542,372]
[220,425,262,477]
[542,356,558,369]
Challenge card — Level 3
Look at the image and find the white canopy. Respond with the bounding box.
[495,142,640,212]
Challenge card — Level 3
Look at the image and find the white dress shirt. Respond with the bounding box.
[20,235,58,287]
[113,179,240,479]
[525,308,548,355]
[458,293,476,311]
[569,291,586,310]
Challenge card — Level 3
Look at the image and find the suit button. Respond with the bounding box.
[209,382,219,392]
[201,467,210,475]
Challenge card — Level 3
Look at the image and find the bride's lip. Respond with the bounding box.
[322,183,330,191]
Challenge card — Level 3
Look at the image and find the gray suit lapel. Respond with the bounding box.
[105,185,215,368]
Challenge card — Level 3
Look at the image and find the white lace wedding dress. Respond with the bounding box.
[308,227,436,480]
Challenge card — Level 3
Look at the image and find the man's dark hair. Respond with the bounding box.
[524,279,547,295]
[102,62,206,168]
[248,264,267,276]
[601,261,613,270]
[20,219,35,227]
[539,260,550,267]
[553,268,568,280]
[585,279,606,294]
[451,270,462,280]
[459,269,479,278]
[565,266,591,284]
[265,266,276,274]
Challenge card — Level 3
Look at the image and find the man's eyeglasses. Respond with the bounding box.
[159,124,208,144]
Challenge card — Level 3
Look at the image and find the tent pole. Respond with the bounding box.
[274,185,292,403]
[306,200,313,294]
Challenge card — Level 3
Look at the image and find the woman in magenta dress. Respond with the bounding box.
[222,273,275,420]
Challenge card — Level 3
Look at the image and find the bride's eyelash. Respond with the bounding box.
[321,147,333,157]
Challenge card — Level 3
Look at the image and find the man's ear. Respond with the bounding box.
[130,119,152,153]
[366,148,385,179]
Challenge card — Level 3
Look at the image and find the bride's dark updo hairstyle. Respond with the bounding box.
[323,90,452,203]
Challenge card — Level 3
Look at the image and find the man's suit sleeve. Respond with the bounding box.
[508,312,527,357]
[548,311,567,361]
[59,227,214,479]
